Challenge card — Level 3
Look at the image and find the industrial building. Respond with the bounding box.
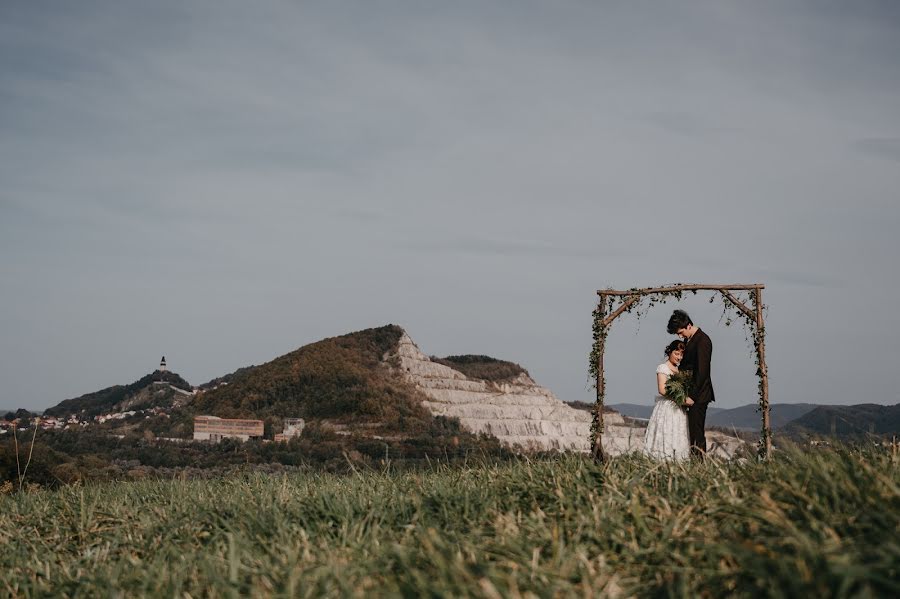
[193,415,264,442]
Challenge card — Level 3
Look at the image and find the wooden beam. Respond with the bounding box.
[598,284,764,296]
[720,290,756,321]
[602,295,641,327]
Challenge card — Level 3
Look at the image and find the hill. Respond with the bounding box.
[190,325,434,431]
[429,355,528,382]
[1,408,35,422]
[782,403,900,439]
[196,366,255,390]
[44,371,192,418]
[190,326,536,427]
[5,326,517,484]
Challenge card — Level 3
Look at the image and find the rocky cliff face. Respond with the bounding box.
[390,333,744,458]
[391,333,590,450]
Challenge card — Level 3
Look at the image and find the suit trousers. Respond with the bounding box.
[687,403,708,458]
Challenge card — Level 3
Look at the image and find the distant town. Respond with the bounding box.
[1,356,304,444]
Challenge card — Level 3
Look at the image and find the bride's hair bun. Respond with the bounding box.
[664,340,685,356]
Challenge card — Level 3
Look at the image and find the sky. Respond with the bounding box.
[2,0,899,412]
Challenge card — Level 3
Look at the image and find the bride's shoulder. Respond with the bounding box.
[656,362,673,375]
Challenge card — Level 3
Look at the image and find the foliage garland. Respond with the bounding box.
[589,284,769,459]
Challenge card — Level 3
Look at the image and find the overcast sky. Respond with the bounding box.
[2,0,899,412]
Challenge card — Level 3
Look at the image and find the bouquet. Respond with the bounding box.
[664,370,693,407]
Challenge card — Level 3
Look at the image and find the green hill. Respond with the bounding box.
[44,371,192,418]
[196,366,255,390]
[782,403,900,440]
[190,325,434,434]
[430,355,528,382]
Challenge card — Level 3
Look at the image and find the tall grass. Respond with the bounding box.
[1,445,897,597]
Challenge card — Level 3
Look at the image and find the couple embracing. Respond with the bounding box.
[643,309,715,460]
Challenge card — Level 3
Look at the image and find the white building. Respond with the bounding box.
[274,418,305,442]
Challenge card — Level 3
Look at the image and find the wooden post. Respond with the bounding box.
[754,287,772,459]
[592,295,607,462]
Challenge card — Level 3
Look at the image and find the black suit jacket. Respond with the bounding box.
[681,328,715,405]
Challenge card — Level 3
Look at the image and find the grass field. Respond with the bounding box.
[2,445,898,597]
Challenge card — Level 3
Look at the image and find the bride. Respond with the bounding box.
[643,340,691,460]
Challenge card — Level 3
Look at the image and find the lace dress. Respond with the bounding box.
[643,362,690,460]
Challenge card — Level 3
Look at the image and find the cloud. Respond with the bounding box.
[397,236,643,260]
[643,111,722,137]
[751,268,844,290]
[855,138,900,162]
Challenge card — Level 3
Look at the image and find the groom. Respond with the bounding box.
[667,309,715,458]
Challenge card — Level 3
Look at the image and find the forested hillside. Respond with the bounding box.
[43,371,192,418]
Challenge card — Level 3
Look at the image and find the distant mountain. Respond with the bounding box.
[609,402,821,430]
[708,403,820,431]
[44,370,192,418]
[608,403,725,420]
[563,401,619,415]
[606,403,653,420]
[782,404,900,439]
[2,408,35,421]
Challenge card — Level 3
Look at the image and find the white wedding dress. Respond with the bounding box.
[643,362,690,460]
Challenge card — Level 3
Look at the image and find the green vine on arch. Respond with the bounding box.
[588,302,606,446]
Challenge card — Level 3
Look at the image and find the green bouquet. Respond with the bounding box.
[664,370,693,407]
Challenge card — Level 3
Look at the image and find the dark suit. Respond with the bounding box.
[680,328,715,457]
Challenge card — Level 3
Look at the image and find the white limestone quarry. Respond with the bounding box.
[390,333,614,453]
[390,332,745,458]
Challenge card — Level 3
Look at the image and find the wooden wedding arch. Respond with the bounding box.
[590,283,771,461]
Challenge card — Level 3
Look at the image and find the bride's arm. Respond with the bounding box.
[657,373,668,396]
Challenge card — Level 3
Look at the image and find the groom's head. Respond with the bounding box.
[667,309,696,339]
